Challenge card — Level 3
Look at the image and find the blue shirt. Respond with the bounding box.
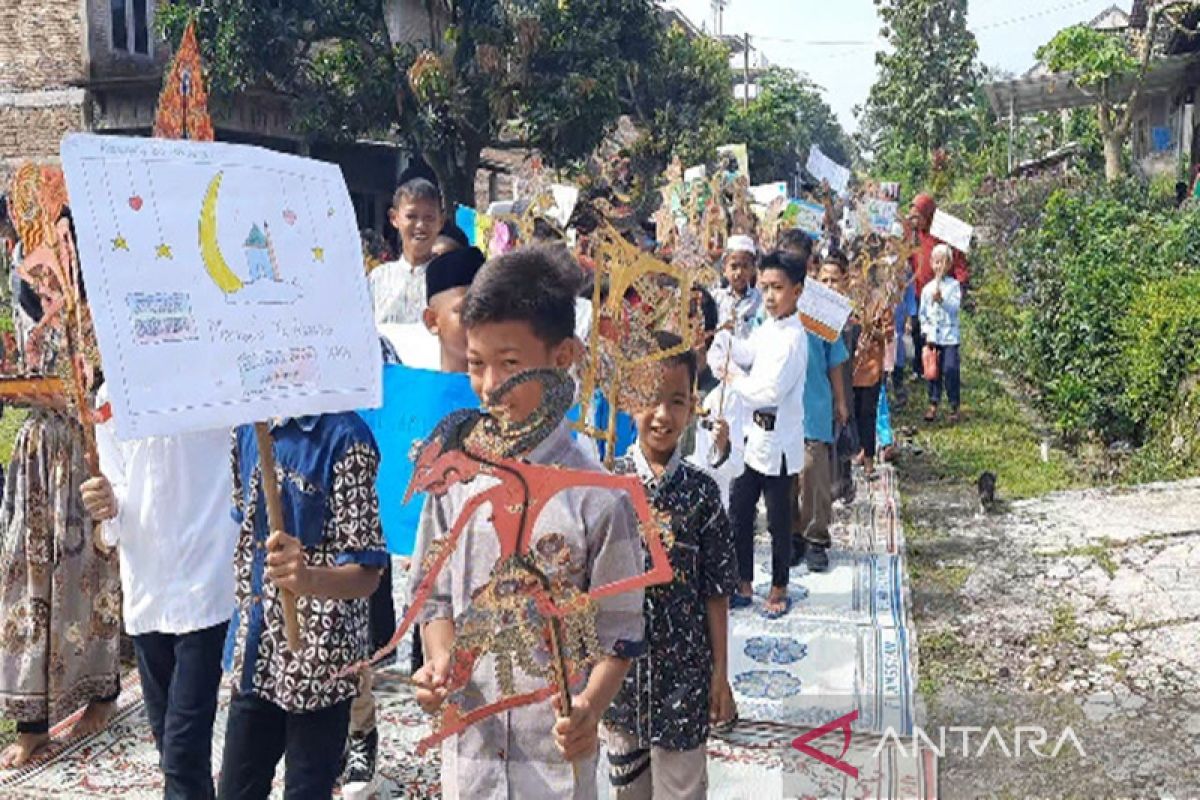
[224,413,388,712]
[802,331,850,443]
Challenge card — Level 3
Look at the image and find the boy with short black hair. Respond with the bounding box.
[218,414,386,799]
[605,333,738,799]
[817,254,860,503]
[720,252,809,618]
[370,178,445,327]
[409,244,647,799]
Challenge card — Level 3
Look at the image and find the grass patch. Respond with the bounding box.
[1035,603,1085,649]
[1040,538,1119,578]
[0,407,27,464]
[893,322,1084,500]
[916,626,988,697]
[0,408,23,747]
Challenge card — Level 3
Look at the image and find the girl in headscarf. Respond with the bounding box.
[0,180,120,769]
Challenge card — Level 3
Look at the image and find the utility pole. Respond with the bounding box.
[712,0,726,35]
[743,32,751,108]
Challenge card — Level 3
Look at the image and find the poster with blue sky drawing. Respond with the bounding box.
[62,133,381,439]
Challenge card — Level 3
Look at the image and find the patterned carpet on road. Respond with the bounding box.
[0,467,934,799]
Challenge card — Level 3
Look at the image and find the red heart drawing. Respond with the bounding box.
[129,195,143,211]
[282,209,297,225]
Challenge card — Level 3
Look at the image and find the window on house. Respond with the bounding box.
[133,0,149,54]
[111,0,128,51]
[111,0,152,55]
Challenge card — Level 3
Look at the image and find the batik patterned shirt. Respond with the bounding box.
[408,421,647,800]
[224,414,388,713]
[605,446,738,751]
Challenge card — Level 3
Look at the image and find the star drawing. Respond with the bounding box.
[156,243,173,259]
[112,235,129,251]
[312,246,325,262]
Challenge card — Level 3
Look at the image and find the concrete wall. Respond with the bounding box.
[0,1,90,179]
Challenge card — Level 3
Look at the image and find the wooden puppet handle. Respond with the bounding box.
[546,616,580,785]
[254,422,302,652]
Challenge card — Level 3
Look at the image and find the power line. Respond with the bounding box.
[743,0,1102,48]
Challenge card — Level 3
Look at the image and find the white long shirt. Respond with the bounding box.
[369,255,430,327]
[715,314,808,477]
[95,390,239,636]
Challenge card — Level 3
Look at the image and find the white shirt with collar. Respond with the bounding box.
[721,313,808,477]
[369,254,431,327]
[95,388,239,636]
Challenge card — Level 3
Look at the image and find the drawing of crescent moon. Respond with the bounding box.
[198,172,245,293]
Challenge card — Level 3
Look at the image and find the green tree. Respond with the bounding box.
[1037,2,1197,182]
[724,67,850,185]
[159,0,688,210]
[627,24,733,170]
[857,0,980,185]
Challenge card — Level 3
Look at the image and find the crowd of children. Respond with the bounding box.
[0,169,967,799]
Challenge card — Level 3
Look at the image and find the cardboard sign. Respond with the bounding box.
[62,133,381,439]
[798,280,853,343]
[806,145,851,195]
[684,165,708,183]
[929,209,974,253]
[864,199,899,235]
[358,364,478,555]
[790,200,827,239]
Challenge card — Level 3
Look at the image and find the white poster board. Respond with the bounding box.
[805,145,851,196]
[930,209,974,253]
[62,133,382,440]
[798,281,853,343]
[750,182,788,207]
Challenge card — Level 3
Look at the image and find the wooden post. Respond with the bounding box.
[254,422,303,652]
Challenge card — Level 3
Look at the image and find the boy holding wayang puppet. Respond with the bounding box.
[408,245,647,799]
[606,332,738,799]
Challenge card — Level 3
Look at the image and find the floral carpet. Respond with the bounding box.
[0,467,933,799]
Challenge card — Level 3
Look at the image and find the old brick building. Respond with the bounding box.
[0,0,407,230]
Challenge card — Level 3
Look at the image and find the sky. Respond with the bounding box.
[665,0,1128,132]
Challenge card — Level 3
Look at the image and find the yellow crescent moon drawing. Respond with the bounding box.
[199,172,245,293]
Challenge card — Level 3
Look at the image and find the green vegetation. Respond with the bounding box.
[963,177,1200,482]
[893,321,1082,500]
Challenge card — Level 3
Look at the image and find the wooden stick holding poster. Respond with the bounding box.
[253,422,302,651]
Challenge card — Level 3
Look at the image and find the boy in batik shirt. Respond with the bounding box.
[219,413,386,798]
[605,335,738,799]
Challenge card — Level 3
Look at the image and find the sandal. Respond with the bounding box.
[923,405,938,422]
[730,593,754,610]
[948,410,961,424]
[762,596,792,619]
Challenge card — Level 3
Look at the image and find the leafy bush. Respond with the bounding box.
[966,177,1200,452]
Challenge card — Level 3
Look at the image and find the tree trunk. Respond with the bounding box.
[1103,134,1123,182]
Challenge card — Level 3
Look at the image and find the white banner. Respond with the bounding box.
[62,134,381,439]
[805,145,851,196]
[930,209,974,253]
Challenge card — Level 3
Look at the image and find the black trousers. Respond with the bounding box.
[853,383,882,459]
[218,692,352,800]
[133,621,228,800]
[730,459,794,587]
